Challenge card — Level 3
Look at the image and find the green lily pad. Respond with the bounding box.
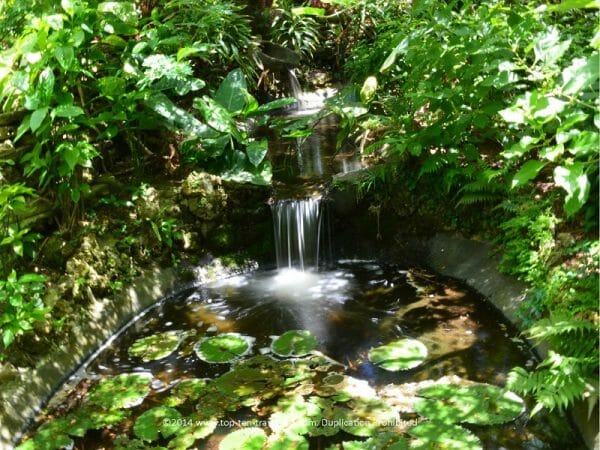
[219,427,267,450]
[307,397,339,437]
[335,398,398,437]
[165,378,210,407]
[15,418,73,450]
[269,394,322,435]
[215,368,270,397]
[194,333,254,363]
[271,330,318,357]
[168,415,218,450]
[87,372,152,409]
[368,339,428,371]
[408,421,482,450]
[342,432,409,450]
[129,330,183,362]
[266,432,309,450]
[66,407,130,437]
[134,406,182,441]
[114,435,168,450]
[415,383,525,425]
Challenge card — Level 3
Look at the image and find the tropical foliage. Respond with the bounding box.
[327,0,599,416]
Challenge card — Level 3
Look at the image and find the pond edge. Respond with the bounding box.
[426,233,599,450]
[0,258,256,450]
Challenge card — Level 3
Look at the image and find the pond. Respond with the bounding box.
[16,100,585,450]
[18,261,582,449]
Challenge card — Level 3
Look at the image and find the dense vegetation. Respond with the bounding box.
[0,0,598,443]
[326,0,599,417]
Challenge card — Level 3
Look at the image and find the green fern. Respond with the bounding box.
[507,317,599,416]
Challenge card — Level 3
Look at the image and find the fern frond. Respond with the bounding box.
[456,193,501,206]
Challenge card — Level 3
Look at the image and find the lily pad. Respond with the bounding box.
[133,406,182,441]
[66,407,130,437]
[415,383,525,425]
[215,368,270,397]
[266,432,309,450]
[15,418,73,450]
[87,372,152,409]
[129,330,183,362]
[194,333,254,363]
[271,330,318,357]
[368,339,428,371]
[335,398,398,437]
[165,378,210,407]
[269,394,322,435]
[168,415,218,450]
[342,432,409,450]
[408,422,482,450]
[219,427,267,450]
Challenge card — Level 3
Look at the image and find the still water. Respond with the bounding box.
[24,261,582,449]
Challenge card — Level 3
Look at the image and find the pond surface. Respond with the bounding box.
[20,261,582,449]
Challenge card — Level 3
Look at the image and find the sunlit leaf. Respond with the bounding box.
[194,333,254,363]
[134,406,181,441]
[219,427,266,450]
[368,339,428,371]
[511,160,546,189]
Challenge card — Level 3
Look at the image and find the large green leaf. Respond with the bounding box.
[219,427,267,450]
[415,383,525,425]
[164,378,210,407]
[271,330,318,357]
[134,406,181,441]
[511,160,546,189]
[128,330,183,362]
[368,338,428,371]
[145,93,214,137]
[246,139,268,167]
[86,373,152,409]
[214,69,247,114]
[553,163,591,216]
[408,422,482,450]
[193,96,235,133]
[55,47,75,71]
[562,54,600,95]
[194,333,254,363]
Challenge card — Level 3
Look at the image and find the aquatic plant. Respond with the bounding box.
[128,330,184,362]
[219,427,267,450]
[133,406,181,441]
[271,329,318,357]
[194,333,254,363]
[368,338,428,371]
[407,421,482,450]
[86,372,153,409]
[414,383,525,425]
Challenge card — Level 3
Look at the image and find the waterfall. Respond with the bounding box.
[288,69,304,109]
[272,197,323,271]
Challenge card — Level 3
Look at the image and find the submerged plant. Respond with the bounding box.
[368,338,428,371]
[128,330,184,362]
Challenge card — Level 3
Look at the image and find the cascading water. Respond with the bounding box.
[272,197,323,271]
[288,69,304,108]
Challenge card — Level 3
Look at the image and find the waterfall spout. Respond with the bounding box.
[272,197,323,271]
